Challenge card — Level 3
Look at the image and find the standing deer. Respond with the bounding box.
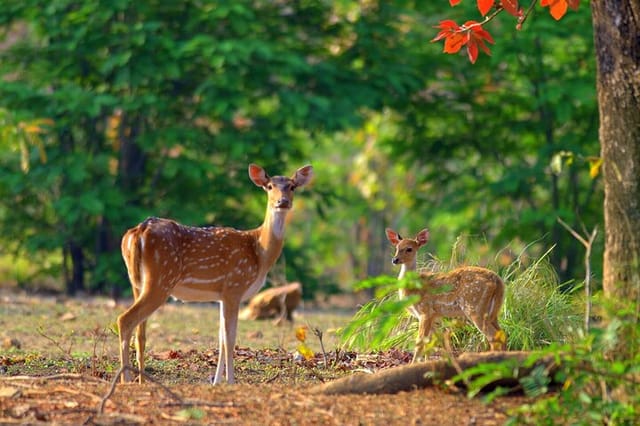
[385,228,506,362]
[117,164,313,384]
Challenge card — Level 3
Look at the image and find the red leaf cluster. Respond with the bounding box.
[540,0,580,20]
[434,0,580,63]
[432,20,495,64]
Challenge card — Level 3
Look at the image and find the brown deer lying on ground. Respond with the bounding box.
[385,228,506,362]
[239,281,302,325]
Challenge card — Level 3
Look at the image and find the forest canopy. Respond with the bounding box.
[0,1,600,298]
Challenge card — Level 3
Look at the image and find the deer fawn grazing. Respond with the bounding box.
[117,164,313,384]
[385,228,506,362]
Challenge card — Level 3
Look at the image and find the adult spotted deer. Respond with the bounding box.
[117,164,313,384]
[385,228,506,362]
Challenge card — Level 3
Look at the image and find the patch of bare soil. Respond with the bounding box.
[0,349,534,425]
[0,375,528,425]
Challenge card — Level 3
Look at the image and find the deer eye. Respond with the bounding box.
[406,248,413,253]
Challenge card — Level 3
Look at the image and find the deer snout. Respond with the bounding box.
[392,257,401,265]
[275,198,291,209]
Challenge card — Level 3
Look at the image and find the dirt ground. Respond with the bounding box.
[0,291,532,425]
[0,376,529,425]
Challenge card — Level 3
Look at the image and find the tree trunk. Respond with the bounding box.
[65,240,84,295]
[591,1,640,304]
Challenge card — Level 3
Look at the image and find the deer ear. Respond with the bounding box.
[416,229,430,247]
[249,164,269,187]
[385,228,402,246]
[292,165,314,187]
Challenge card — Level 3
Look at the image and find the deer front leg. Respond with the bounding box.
[213,299,241,384]
[412,313,434,363]
[213,303,227,384]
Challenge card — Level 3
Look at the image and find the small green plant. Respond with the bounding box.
[461,310,639,425]
[337,274,419,351]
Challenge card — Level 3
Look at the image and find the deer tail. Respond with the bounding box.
[122,219,151,290]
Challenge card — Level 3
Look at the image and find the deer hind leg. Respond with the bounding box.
[135,320,147,383]
[481,287,506,351]
[117,284,169,383]
[468,309,504,351]
[130,283,148,384]
[487,316,505,351]
[467,285,503,351]
[413,313,434,363]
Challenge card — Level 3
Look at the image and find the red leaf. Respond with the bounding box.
[431,20,461,42]
[470,25,495,45]
[444,33,466,54]
[567,0,580,10]
[501,0,520,17]
[477,0,495,16]
[467,39,479,63]
[465,24,494,63]
[449,0,462,5]
[540,0,569,20]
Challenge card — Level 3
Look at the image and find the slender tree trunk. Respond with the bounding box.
[591,1,640,304]
[65,240,84,295]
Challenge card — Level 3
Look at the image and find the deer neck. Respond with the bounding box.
[398,257,417,280]
[254,207,289,273]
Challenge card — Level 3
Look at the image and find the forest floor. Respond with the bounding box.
[0,291,532,425]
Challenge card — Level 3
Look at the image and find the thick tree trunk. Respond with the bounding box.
[591,1,640,303]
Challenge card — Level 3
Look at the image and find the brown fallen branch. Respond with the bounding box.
[311,351,559,395]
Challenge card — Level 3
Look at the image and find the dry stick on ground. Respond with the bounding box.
[97,366,184,414]
[95,366,236,417]
[1,373,107,383]
[311,351,560,395]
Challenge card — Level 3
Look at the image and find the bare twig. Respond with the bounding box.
[557,217,598,332]
[518,0,539,29]
[312,327,328,369]
[459,7,504,32]
[98,366,184,414]
[36,326,73,357]
[1,373,106,382]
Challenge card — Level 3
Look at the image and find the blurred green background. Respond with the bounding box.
[0,1,600,299]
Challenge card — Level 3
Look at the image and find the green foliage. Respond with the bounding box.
[0,0,602,300]
[337,274,418,351]
[456,311,640,425]
[0,0,426,294]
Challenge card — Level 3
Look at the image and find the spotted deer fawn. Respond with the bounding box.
[117,164,313,384]
[385,228,506,361]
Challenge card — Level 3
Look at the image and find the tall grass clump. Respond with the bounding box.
[339,238,583,353]
[500,247,583,350]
